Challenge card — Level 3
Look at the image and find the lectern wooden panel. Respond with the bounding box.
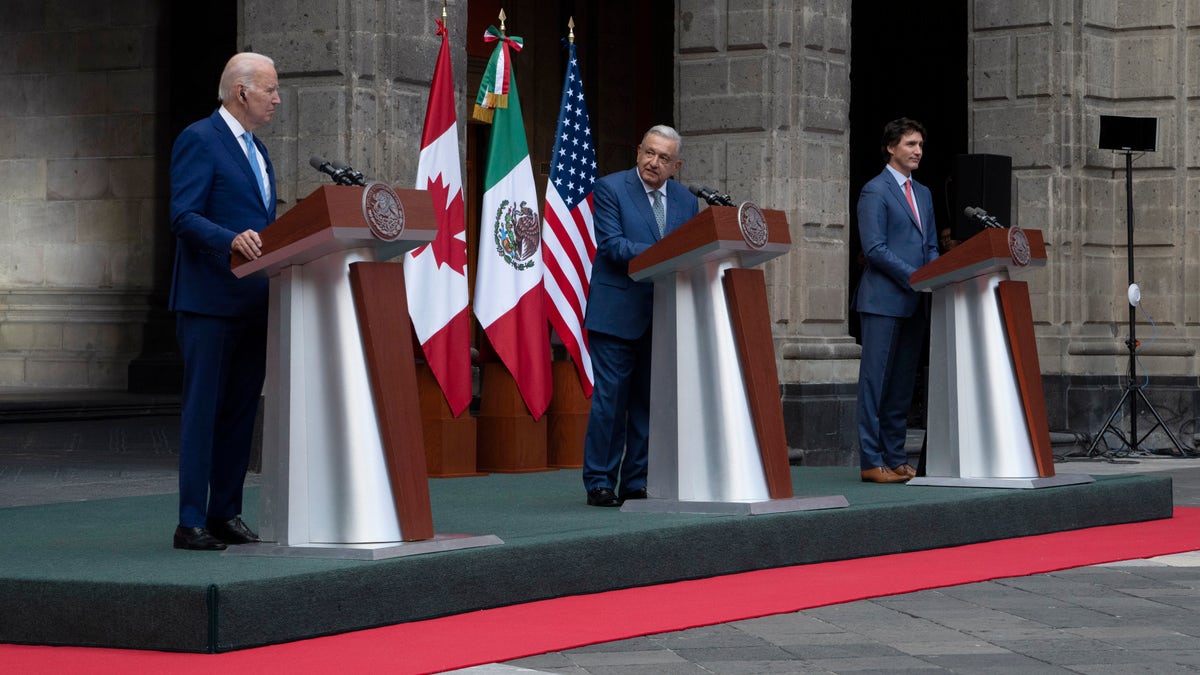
[623,205,811,508]
[232,185,439,545]
[348,261,433,540]
[909,227,1090,489]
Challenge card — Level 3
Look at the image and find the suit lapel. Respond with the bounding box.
[884,171,921,231]
[624,168,662,242]
[663,182,689,234]
[210,111,269,215]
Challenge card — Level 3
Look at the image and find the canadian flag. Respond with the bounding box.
[403,18,472,417]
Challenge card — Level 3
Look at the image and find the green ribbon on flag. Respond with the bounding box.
[472,25,524,124]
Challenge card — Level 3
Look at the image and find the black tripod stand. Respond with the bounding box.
[1086,150,1190,457]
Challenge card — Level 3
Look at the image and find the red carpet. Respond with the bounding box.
[6,507,1199,674]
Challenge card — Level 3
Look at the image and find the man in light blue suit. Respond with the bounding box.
[582,125,699,506]
[168,52,279,549]
[854,118,940,484]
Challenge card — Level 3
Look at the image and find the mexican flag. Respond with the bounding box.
[403,17,472,417]
[471,26,552,419]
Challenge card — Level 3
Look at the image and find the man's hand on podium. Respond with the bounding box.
[232,229,263,260]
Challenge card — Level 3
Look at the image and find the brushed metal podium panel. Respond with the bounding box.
[647,259,769,502]
[926,271,1039,480]
[260,248,403,546]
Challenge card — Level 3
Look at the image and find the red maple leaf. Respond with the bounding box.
[422,173,467,275]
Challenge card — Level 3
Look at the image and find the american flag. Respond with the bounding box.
[541,42,597,396]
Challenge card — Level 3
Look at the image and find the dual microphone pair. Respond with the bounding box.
[963,206,1005,229]
[688,184,735,206]
[309,156,367,187]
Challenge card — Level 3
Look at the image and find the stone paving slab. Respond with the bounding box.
[1,410,1198,674]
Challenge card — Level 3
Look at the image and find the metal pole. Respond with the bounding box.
[1125,151,1138,453]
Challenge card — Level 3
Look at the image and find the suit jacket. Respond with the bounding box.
[168,109,275,318]
[584,167,699,340]
[853,168,940,318]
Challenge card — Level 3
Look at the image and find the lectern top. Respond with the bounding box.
[910,227,1046,291]
[629,205,791,281]
[232,185,436,278]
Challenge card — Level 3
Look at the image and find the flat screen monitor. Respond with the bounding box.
[1098,115,1158,152]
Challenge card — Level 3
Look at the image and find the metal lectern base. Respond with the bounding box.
[907,473,1094,490]
[620,495,849,515]
[222,533,504,561]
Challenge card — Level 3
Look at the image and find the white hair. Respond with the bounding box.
[643,124,683,155]
[217,52,275,102]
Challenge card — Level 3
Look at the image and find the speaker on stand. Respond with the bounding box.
[1085,115,1190,458]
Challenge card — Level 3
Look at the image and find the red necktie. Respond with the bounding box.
[905,179,921,230]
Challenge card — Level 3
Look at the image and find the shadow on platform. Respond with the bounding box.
[0,466,1171,653]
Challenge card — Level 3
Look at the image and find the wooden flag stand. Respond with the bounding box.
[417,363,482,477]
[546,359,588,468]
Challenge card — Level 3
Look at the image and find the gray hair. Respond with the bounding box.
[217,52,275,102]
[643,124,683,156]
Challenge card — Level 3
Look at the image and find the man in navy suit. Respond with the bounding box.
[582,125,699,506]
[168,52,279,549]
[854,118,940,484]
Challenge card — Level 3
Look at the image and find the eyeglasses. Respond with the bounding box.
[640,148,676,165]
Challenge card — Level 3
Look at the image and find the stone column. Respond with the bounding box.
[242,0,467,214]
[969,0,1199,443]
[677,1,859,463]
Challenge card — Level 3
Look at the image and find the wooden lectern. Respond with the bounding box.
[908,227,1091,488]
[231,185,440,548]
[620,203,847,514]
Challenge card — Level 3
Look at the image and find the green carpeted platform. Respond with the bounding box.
[0,467,1171,652]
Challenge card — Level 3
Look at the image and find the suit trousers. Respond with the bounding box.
[176,311,267,528]
[856,310,926,471]
[582,328,653,493]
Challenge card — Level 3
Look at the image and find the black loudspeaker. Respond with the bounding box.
[950,153,1012,242]
[1098,115,1158,152]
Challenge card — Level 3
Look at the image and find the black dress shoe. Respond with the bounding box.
[205,516,261,544]
[174,526,227,551]
[587,487,621,507]
[619,488,648,500]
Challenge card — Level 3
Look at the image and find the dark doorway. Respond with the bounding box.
[165,2,238,143]
[847,1,968,340]
[130,0,237,394]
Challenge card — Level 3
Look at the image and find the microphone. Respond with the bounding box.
[330,160,367,187]
[963,206,1004,228]
[309,155,354,186]
[688,184,735,206]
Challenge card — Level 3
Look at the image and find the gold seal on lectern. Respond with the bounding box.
[362,181,406,241]
[737,201,768,249]
[1008,225,1031,267]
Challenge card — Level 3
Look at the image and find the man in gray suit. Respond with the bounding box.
[582,125,699,506]
[854,118,940,484]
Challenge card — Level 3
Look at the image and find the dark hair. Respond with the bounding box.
[880,118,926,161]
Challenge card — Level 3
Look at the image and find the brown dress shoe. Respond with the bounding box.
[860,466,909,483]
[891,464,917,478]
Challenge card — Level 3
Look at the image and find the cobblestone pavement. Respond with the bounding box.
[1,413,1198,674]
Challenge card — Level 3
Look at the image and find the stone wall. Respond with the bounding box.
[0,1,163,389]
[969,0,1200,445]
[245,0,465,217]
[677,0,860,462]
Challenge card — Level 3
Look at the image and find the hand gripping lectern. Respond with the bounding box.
[908,227,1091,489]
[231,185,501,557]
[620,203,848,514]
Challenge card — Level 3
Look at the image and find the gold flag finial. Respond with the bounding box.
[568,16,575,44]
[499,8,506,34]
[441,0,447,21]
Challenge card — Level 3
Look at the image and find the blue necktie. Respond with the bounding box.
[243,132,270,210]
[651,190,665,237]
